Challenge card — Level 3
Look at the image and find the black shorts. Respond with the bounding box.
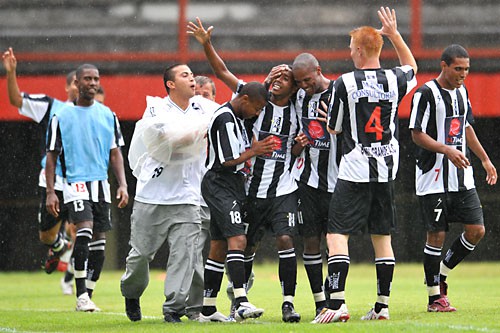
[297,183,332,238]
[246,192,298,248]
[66,199,112,233]
[202,170,247,240]
[38,188,69,232]
[418,189,484,232]
[327,179,396,235]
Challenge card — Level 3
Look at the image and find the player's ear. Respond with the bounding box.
[166,80,175,90]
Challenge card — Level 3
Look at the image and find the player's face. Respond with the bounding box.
[241,96,267,119]
[195,83,215,101]
[441,57,470,89]
[171,65,196,98]
[95,92,105,104]
[293,66,321,96]
[76,68,100,102]
[270,68,296,97]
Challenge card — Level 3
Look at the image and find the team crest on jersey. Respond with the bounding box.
[271,116,283,133]
[307,101,320,118]
[445,116,464,145]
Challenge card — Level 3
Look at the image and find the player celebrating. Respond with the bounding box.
[2,47,75,276]
[409,44,497,312]
[315,7,417,323]
[188,17,303,322]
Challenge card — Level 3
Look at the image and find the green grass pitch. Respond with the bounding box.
[1,262,499,332]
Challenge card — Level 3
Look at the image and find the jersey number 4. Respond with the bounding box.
[364,106,383,141]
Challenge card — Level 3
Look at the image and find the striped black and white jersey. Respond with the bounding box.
[20,93,73,190]
[293,81,339,193]
[206,102,251,175]
[328,65,417,183]
[247,101,299,198]
[409,79,475,195]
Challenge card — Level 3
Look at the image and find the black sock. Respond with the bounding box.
[227,250,248,307]
[326,255,349,310]
[375,257,395,311]
[423,243,441,303]
[279,248,297,298]
[443,232,475,270]
[244,253,255,290]
[303,252,325,308]
[202,258,224,316]
[73,228,92,297]
[87,239,106,298]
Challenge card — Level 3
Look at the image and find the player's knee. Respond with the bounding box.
[465,225,485,244]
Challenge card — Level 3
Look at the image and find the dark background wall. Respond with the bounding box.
[1,116,499,271]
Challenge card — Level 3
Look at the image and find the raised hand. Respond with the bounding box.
[187,17,213,45]
[2,47,17,73]
[377,7,398,38]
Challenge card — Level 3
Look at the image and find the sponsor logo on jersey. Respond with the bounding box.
[360,143,397,158]
[351,81,396,101]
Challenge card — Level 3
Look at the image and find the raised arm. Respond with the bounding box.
[187,17,239,92]
[377,7,418,74]
[2,47,23,108]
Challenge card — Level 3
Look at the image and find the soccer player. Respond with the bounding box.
[45,64,129,312]
[409,44,497,312]
[59,84,107,296]
[121,64,220,323]
[199,80,274,322]
[188,17,302,322]
[2,47,75,275]
[291,52,339,316]
[315,7,418,323]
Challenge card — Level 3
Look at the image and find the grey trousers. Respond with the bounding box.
[120,201,201,315]
[186,206,211,316]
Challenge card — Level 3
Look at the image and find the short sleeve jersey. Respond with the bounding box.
[247,101,299,198]
[294,81,339,192]
[206,103,251,174]
[20,93,72,178]
[328,65,417,183]
[409,79,475,195]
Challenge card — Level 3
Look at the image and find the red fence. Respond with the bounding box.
[1,72,499,121]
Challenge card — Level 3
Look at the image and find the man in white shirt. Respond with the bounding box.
[120,64,220,323]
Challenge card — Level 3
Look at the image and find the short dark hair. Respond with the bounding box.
[75,64,98,79]
[66,70,76,86]
[96,85,105,95]
[195,75,216,96]
[163,64,184,94]
[239,81,268,103]
[441,44,469,65]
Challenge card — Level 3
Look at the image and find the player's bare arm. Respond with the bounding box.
[465,126,497,185]
[109,147,129,208]
[2,47,23,108]
[377,7,418,74]
[45,151,60,218]
[187,17,239,92]
[411,129,470,169]
[222,135,274,167]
